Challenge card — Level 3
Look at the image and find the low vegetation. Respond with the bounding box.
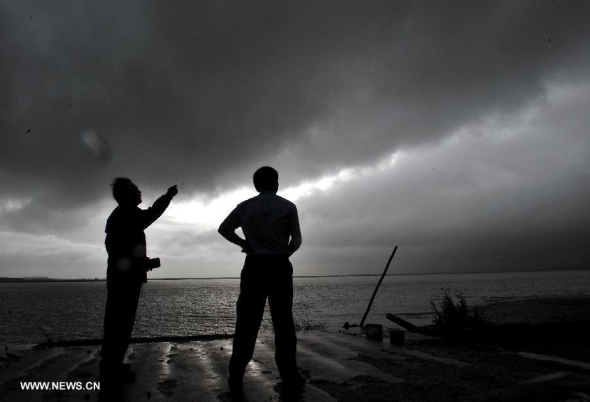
[430,288,484,332]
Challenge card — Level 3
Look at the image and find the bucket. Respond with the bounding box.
[389,328,405,346]
[364,324,383,341]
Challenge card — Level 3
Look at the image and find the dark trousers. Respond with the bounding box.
[229,255,299,380]
[100,272,142,369]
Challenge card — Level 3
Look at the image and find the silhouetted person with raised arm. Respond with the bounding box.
[219,166,305,393]
[100,178,178,383]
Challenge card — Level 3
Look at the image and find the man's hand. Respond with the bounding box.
[240,239,253,254]
[167,185,179,198]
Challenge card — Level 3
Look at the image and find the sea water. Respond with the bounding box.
[0,270,589,346]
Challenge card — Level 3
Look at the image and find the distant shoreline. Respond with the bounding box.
[1,268,588,283]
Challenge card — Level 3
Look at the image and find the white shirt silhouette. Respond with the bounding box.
[219,191,301,256]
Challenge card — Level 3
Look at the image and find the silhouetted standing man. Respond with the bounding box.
[219,166,306,392]
[100,178,178,382]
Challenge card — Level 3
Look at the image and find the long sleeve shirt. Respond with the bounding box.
[105,193,172,274]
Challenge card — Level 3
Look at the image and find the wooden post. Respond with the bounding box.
[360,246,398,327]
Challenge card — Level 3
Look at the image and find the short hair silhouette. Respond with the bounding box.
[111,177,134,204]
[253,166,279,192]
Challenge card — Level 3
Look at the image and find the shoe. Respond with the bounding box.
[228,376,243,393]
[282,375,306,391]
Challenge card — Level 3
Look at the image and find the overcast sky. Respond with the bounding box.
[1,1,589,279]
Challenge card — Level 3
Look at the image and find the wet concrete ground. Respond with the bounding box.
[1,329,589,402]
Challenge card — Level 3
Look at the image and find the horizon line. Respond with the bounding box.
[1,267,588,282]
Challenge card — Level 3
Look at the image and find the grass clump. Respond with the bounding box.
[430,288,484,332]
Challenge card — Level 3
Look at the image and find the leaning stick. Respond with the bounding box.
[360,246,398,327]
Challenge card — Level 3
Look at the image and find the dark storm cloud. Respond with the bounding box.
[1,1,590,232]
[292,90,590,275]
